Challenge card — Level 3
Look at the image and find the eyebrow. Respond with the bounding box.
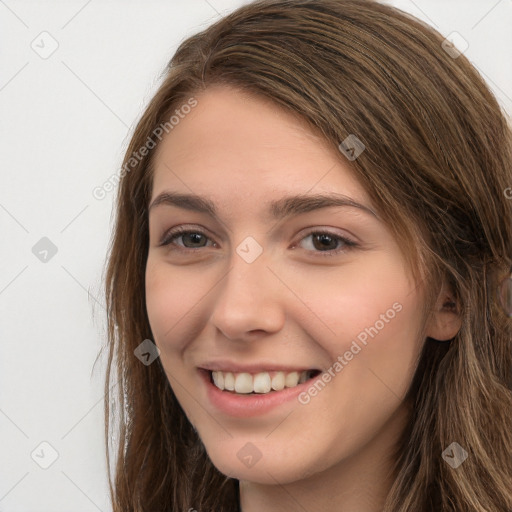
[148,191,379,221]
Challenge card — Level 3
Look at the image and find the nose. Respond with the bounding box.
[209,249,286,341]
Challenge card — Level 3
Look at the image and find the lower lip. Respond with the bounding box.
[199,369,317,418]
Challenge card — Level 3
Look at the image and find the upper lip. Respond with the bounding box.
[198,360,321,373]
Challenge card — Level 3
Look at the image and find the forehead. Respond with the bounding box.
[150,85,370,213]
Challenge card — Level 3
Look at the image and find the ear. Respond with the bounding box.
[425,281,462,341]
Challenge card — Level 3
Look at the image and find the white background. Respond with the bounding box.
[1,0,511,510]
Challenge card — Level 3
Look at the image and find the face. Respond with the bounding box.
[145,85,427,485]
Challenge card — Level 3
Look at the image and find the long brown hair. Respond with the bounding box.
[100,0,512,510]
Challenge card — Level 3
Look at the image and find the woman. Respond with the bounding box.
[101,0,512,510]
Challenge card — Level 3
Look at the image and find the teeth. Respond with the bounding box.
[271,372,285,391]
[253,372,271,393]
[235,372,253,394]
[285,371,299,387]
[224,372,235,391]
[211,369,313,394]
[212,371,224,389]
[298,371,308,384]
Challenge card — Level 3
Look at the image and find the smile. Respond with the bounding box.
[210,369,322,394]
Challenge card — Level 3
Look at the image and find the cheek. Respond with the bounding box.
[145,259,206,348]
[145,263,173,338]
[282,254,420,347]
[145,261,204,418]
[286,257,424,413]
[318,288,423,433]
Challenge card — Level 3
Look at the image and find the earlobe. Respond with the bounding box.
[425,287,462,342]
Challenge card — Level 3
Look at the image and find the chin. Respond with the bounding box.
[204,442,319,485]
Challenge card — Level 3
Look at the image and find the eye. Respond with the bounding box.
[158,226,358,257]
[159,226,215,250]
[294,229,358,257]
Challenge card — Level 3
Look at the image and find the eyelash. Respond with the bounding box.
[158,226,358,257]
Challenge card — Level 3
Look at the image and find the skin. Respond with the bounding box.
[145,84,461,512]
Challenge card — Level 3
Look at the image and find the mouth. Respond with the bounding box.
[206,368,322,395]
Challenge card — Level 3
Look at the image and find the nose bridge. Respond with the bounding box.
[221,246,273,308]
[222,233,272,297]
[209,242,284,338]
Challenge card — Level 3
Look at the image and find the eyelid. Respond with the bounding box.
[293,225,359,245]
